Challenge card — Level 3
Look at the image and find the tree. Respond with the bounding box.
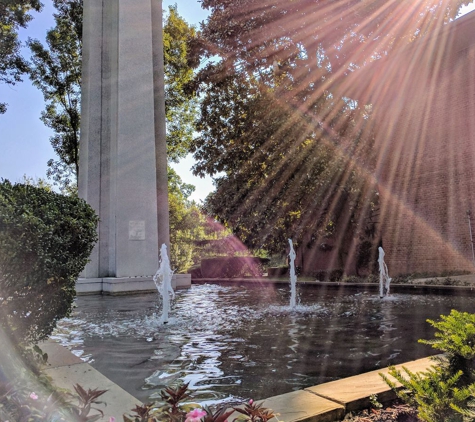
[168,167,208,272]
[190,0,471,263]
[194,70,377,257]
[194,0,472,85]
[164,5,199,162]
[28,3,198,188]
[0,0,42,113]
[28,0,82,192]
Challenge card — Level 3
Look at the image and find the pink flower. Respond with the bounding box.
[249,399,253,405]
[109,418,116,422]
[185,408,207,422]
[29,392,38,400]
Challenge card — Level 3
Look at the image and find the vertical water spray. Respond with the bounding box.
[378,246,392,298]
[153,244,175,324]
[288,239,297,309]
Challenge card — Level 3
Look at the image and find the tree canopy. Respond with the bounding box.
[28,2,199,189]
[194,69,377,254]
[28,0,82,192]
[194,0,472,83]
[164,5,199,162]
[190,0,471,258]
[0,0,42,113]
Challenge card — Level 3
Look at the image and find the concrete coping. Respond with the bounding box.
[76,273,192,295]
[41,340,434,422]
[40,341,140,421]
[194,277,475,293]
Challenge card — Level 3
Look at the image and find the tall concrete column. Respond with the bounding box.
[79,0,169,281]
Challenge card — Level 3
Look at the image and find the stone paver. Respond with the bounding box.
[40,340,84,367]
[257,390,345,422]
[306,357,433,412]
[42,341,140,421]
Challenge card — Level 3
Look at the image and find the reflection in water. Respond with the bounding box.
[52,284,475,406]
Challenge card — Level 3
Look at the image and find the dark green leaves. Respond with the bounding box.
[0,180,98,346]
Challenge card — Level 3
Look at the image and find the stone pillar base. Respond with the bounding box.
[76,274,191,295]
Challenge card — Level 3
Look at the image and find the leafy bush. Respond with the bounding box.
[381,310,475,422]
[422,311,475,384]
[0,180,98,346]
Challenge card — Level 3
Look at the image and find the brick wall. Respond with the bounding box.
[362,12,475,275]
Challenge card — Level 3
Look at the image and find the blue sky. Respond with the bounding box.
[1,1,474,202]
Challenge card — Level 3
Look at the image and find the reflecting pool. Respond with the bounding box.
[52,283,475,406]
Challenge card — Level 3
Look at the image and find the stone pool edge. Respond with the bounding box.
[195,277,475,294]
[41,340,433,422]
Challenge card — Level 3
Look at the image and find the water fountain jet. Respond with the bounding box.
[153,244,175,324]
[288,239,297,309]
[378,246,392,298]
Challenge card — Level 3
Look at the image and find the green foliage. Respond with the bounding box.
[233,399,278,422]
[0,380,108,422]
[0,0,42,113]
[381,310,475,422]
[168,167,236,274]
[124,383,276,422]
[381,365,469,422]
[193,57,379,255]
[168,167,206,273]
[190,0,470,259]
[196,0,471,80]
[423,311,475,360]
[20,173,54,191]
[368,393,383,409]
[28,0,82,192]
[27,3,198,190]
[163,5,199,163]
[69,384,107,422]
[0,180,98,346]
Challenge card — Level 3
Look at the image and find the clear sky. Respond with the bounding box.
[1,1,474,202]
[0,0,213,202]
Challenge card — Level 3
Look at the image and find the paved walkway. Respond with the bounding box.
[41,341,138,421]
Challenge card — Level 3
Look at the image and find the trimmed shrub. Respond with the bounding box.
[200,257,269,278]
[0,181,98,346]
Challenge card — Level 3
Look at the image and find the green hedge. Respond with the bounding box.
[0,180,98,346]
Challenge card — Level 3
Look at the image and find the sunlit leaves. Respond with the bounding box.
[164,5,199,162]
